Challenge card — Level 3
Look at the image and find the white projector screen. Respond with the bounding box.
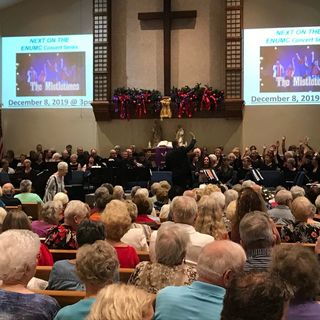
[2,34,93,108]
[244,26,320,106]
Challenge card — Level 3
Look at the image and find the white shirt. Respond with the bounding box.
[149,222,214,265]
[121,228,149,251]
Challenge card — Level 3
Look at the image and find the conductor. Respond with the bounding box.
[165,132,196,190]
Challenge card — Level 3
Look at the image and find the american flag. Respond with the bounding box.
[0,105,4,160]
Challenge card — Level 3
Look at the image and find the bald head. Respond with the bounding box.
[2,183,14,196]
[197,240,246,287]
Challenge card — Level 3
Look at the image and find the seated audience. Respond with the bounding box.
[88,283,154,320]
[290,185,305,199]
[281,196,320,243]
[1,183,21,206]
[53,192,69,210]
[221,271,292,320]
[45,200,89,249]
[224,189,238,208]
[153,187,169,213]
[132,193,158,226]
[54,240,119,320]
[231,187,267,243]
[268,189,294,224]
[14,179,43,204]
[2,209,53,266]
[150,196,213,265]
[195,195,228,240]
[0,230,60,319]
[239,211,277,271]
[121,200,149,251]
[129,225,197,293]
[271,244,320,319]
[32,200,63,237]
[0,207,7,232]
[149,182,161,203]
[154,240,246,320]
[101,200,140,268]
[113,185,125,200]
[48,220,107,291]
[43,161,68,202]
[89,186,112,222]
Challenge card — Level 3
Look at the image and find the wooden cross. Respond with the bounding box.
[138,0,197,95]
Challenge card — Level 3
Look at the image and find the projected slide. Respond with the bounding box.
[2,34,93,108]
[244,26,320,106]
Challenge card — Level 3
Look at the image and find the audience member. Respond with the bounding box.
[53,192,69,209]
[129,225,197,293]
[132,193,157,225]
[271,245,320,319]
[0,230,60,319]
[221,271,292,320]
[195,195,228,240]
[45,200,89,249]
[113,185,125,200]
[32,200,63,237]
[101,200,140,268]
[88,284,154,320]
[2,209,53,266]
[268,190,294,224]
[121,200,149,251]
[154,240,246,320]
[0,207,7,232]
[14,179,43,204]
[89,187,112,221]
[290,186,305,199]
[48,220,107,291]
[231,187,267,243]
[150,196,213,265]
[1,183,21,206]
[239,211,276,271]
[281,196,320,243]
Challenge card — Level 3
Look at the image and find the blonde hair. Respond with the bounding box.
[225,200,237,223]
[88,284,154,320]
[125,200,138,222]
[159,180,171,191]
[203,184,221,196]
[53,192,69,206]
[195,195,227,240]
[101,200,131,241]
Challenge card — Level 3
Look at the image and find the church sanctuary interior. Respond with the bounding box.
[0,1,319,320]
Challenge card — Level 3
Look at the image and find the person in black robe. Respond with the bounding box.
[165,132,196,190]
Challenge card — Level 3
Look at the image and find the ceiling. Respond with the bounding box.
[0,0,23,10]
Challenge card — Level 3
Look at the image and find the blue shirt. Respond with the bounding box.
[48,260,85,291]
[154,281,226,320]
[0,289,60,320]
[53,297,95,320]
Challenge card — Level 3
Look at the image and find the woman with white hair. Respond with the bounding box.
[32,200,63,237]
[195,195,228,240]
[43,161,68,202]
[88,284,154,320]
[129,224,197,294]
[45,200,89,249]
[0,230,60,319]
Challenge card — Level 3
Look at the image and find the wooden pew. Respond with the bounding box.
[280,242,316,251]
[35,266,52,281]
[119,268,135,283]
[32,289,85,307]
[21,202,42,220]
[49,249,77,261]
[50,249,150,262]
[35,266,135,284]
